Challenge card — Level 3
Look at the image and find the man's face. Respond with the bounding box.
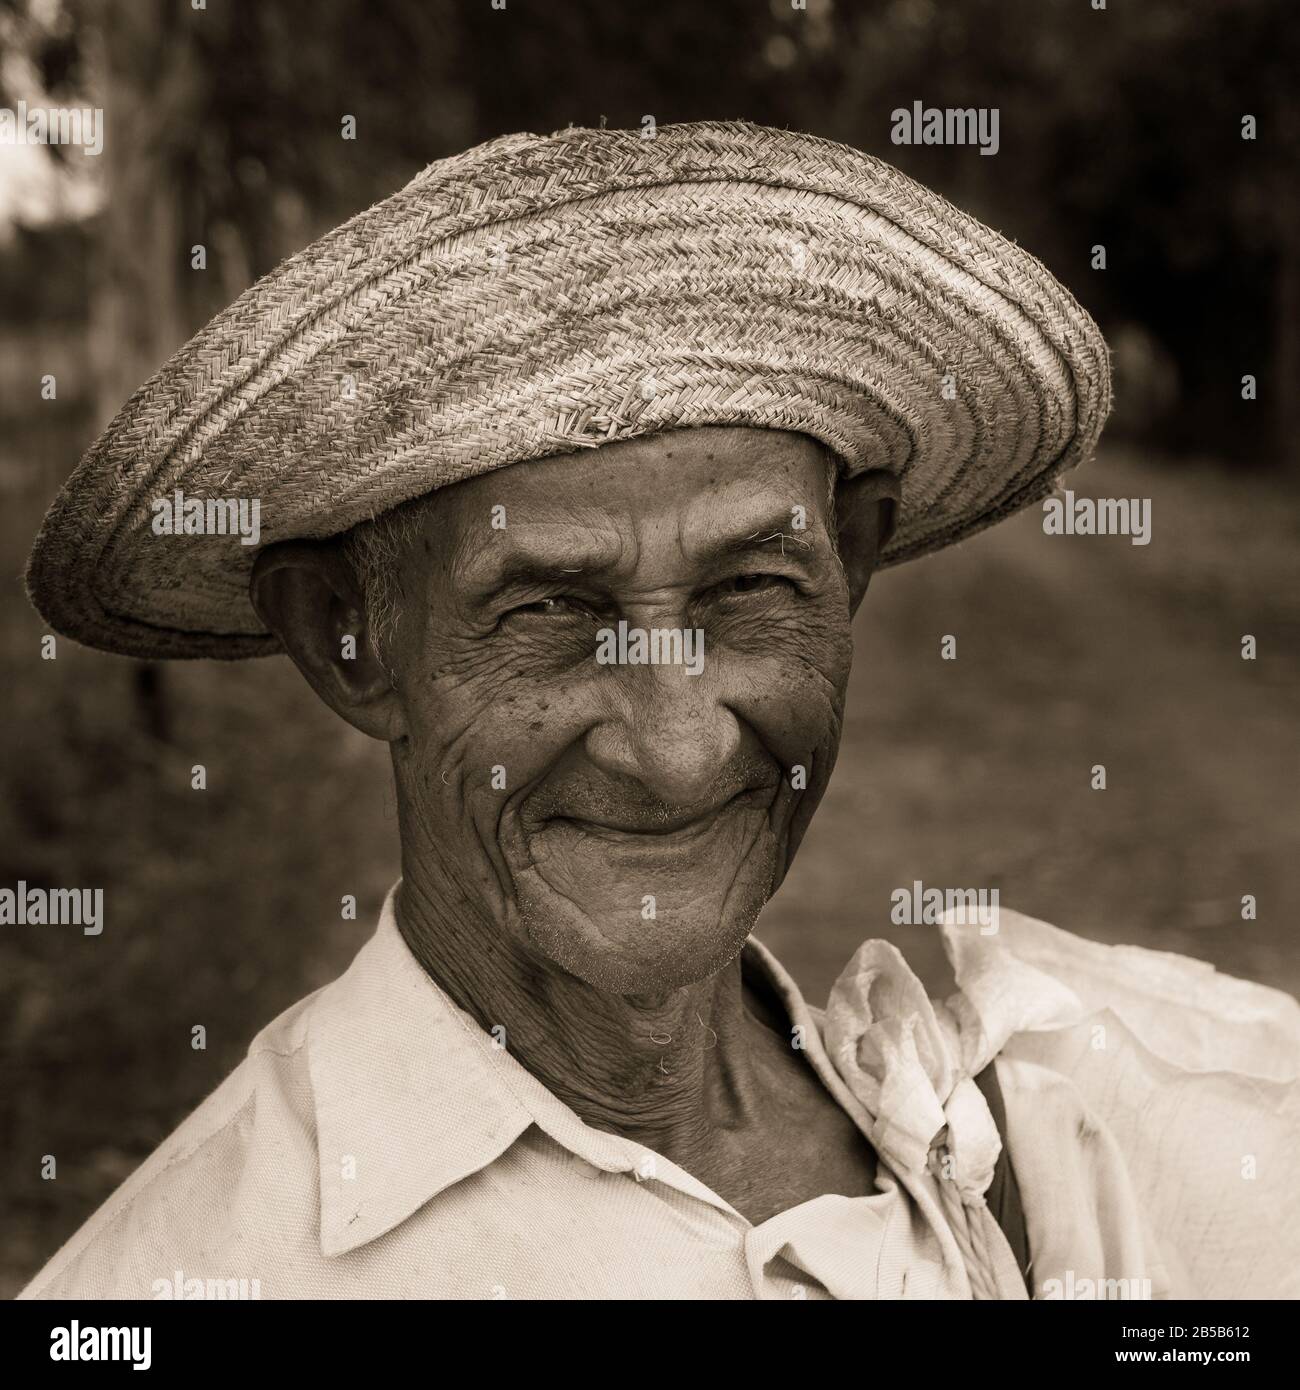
[384,426,864,993]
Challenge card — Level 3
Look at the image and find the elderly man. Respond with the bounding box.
[22,121,1298,1300]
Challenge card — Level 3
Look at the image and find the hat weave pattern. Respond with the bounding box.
[26,120,1111,658]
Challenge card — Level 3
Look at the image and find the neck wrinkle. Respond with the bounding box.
[393,862,782,1171]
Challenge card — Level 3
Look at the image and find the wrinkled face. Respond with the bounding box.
[384,426,864,993]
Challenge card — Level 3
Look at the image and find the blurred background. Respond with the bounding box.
[2,0,1297,1295]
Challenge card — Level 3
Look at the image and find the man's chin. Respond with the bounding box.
[509,821,778,993]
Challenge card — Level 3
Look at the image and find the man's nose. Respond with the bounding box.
[584,665,742,810]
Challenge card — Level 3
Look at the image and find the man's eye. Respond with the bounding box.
[724,573,790,595]
[510,595,586,617]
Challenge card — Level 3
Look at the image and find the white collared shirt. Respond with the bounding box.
[20,888,1299,1300]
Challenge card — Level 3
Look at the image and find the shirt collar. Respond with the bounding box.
[307,885,532,1255]
[309,883,794,1256]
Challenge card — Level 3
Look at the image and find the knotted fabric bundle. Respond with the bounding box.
[822,934,1076,1298]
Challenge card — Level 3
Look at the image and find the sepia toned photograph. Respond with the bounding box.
[2,0,1297,1343]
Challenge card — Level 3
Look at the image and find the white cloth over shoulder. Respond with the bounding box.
[821,907,1300,1300]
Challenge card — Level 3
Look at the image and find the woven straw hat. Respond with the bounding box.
[27,120,1110,659]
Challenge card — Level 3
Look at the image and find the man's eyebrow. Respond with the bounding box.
[698,512,820,563]
[457,531,620,593]
[487,558,592,588]
[722,527,815,558]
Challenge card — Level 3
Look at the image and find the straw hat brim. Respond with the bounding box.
[26,121,1110,659]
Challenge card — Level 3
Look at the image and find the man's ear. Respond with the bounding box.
[834,468,901,616]
[249,540,406,743]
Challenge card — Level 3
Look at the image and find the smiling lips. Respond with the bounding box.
[547,784,777,839]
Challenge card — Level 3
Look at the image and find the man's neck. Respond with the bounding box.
[393,858,797,1177]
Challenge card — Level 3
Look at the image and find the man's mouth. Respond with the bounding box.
[545,784,775,840]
